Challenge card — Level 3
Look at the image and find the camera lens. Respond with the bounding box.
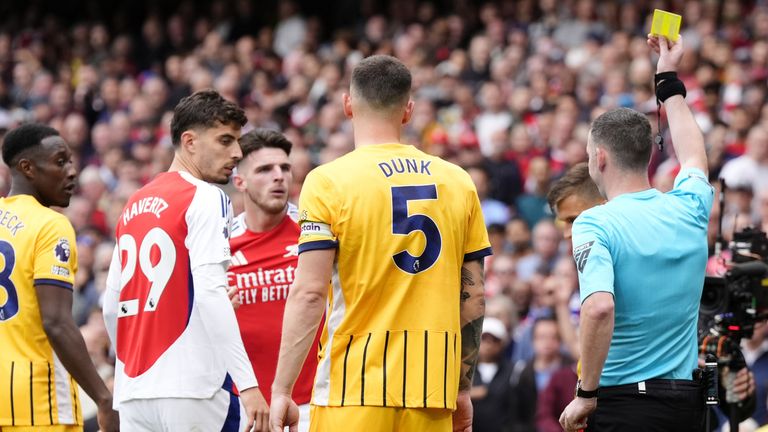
[700,277,727,314]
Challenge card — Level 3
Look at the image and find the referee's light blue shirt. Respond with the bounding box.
[572,167,714,386]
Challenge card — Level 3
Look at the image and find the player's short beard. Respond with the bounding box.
[248,189,286,215]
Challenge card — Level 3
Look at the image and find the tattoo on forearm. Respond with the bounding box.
[461,268,472,303]
[458,259,485,391]
[459,316,483,391]
[461,267,474,288]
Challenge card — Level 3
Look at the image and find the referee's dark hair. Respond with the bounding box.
[2,123,60,166]
[590,107,653,172]
[170,89,247,147]
[546,163,602,212]
[238,129,293,161]
[351,55,412,112]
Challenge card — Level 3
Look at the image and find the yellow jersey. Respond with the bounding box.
[0,195,82,427]
[298,143,491,410]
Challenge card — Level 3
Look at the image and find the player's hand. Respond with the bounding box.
[96,398,120,432]
[229,286,242,309]
[453,390,473,432]
[646,34,684,74]
[240,387,270,432]
[725,367,755,401]
[559,396,596,432]
[269,392,299,432]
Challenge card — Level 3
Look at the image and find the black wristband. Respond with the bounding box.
[655,72,687,103]
[576,380,599,398]
[654,71,678,87]
[576,386,599,398]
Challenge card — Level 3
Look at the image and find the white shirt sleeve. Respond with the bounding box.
[185,181,233,269]
[192,262,258,391]
[183,179,256,390]
[102,246,121,347]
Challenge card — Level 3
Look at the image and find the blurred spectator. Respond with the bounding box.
[505,217,533,259]
[553,0,606,50]
[468,165,510,226]
[471,317,513,432]
[487,251,516,298]
[486,223,507,258]
[516,156,553,228]
[720,125,768,222]
[475,82,513,156]
[2,0,768,427]
[485,294,518,337]
[318,131,353,164]
[550,257,581,361]
[484,128,524,206]
[273,1,307,58]
[511,266,558,364]
[516,219,560,282]
[510,317,568,432]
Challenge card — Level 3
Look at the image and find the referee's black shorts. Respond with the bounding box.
[585,379,705,432]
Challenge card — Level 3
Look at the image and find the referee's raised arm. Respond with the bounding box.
[648,35,708,175]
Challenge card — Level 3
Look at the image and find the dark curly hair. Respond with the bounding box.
[170,90,247,146]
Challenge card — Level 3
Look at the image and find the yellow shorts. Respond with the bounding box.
[0,426,81,432]
[310,405,452,432]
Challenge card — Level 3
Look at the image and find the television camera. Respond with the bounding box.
[699,182,768,431]
[699,227,768,354]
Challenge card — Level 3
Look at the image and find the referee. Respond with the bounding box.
[559,35,713,432]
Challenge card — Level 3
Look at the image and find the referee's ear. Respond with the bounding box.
[596,145,608,172]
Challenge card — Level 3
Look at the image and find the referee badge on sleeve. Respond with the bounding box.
[573,241,594,273]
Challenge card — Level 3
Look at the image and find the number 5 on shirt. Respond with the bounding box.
[391,185,442,274]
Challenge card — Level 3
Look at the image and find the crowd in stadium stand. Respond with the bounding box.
[3,0,768,430]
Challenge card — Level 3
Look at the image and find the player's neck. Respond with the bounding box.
[7,178,43,205]
[602,171,652,200]
[168,153,204,180]
[352,119,403,148]
[244,203,285,233]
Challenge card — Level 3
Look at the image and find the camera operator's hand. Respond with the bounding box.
[723,366,755,401]
[646,35,684,74]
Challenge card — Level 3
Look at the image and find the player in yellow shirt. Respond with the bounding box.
[270,55,491,432]
[0,124,118,432]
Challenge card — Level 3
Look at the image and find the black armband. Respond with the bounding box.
[655,71,687,103]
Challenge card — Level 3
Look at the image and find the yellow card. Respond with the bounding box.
[650,9,682,42]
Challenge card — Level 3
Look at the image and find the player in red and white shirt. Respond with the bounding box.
[102,90,269,432]
[228,129,319,432]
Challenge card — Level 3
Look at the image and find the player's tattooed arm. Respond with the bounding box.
[459,258,485,391]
